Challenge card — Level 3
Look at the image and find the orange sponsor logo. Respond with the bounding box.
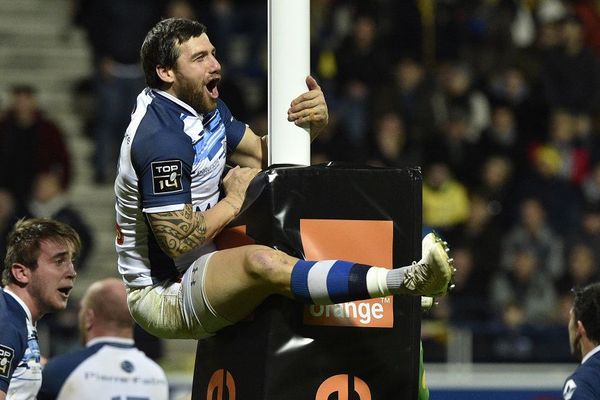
[207,369,236,400]
[300,219,394,328]
[316,374,372,400]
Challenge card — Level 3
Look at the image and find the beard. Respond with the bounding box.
[174,73,217,114]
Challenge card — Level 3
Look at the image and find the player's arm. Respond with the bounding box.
[0,326,21,400]
[228,76,328,169]
[563,376,597,400]
[147,167,259,259]
[147,202,236,258]
[228,127,267,169]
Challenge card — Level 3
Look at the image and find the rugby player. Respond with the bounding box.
[562,283,600,400]
[38,278,168,400]
[114,17,454,340]
[0,218,79,400]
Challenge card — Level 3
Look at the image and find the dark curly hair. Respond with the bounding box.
[573,282,600,344]
[140,18,207,89]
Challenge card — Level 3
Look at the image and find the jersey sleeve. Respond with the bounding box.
[131,124,194,212]
[217,99,246,152]
[563,375,598,400]
[0,323,24,394]
[38,349,95,400]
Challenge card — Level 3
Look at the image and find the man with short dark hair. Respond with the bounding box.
[562,282,600,399]
[0,218,80,400]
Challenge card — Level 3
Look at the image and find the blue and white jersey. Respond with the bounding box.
[563,346,600,399]
[115,88,246,287]
[0,288,42,400]
[38,337,168,400]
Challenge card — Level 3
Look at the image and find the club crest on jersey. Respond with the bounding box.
[151,160,183,194]
[563,379,577,400]
[0,344,14,378]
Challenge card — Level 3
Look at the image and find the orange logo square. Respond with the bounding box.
[300,219,394,328]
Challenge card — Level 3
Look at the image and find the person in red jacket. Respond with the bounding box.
[0,85,72,205]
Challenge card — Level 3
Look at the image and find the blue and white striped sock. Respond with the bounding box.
[290,260,392,304]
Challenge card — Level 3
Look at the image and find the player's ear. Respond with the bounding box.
[83,309,95,331]
[10,263,31,285]
[577,320,587,338]
[156,65,175,84]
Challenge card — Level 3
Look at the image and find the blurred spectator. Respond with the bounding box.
[0,85,72,204]
[372,56,436,145]
[571,0,600,58]
[73,0,165,184]
[512,143,583,233]
[167,0,196,19]
[193,0,267,77]
[368,112,421,168]
[485,66,547,140]
[541,13,600,116]
[556,242,599,296]
[0,191,19,268]
[422,162,470,237]
[475,104,529,172]
[492,247,559,325]
[475,155,515,229]
[430,1,463,62]
[501,197,565,280]
[332,12,390,160]
[425,108,480,185]
[446,246,492,325]
[529,109,591,186]
[567,202,600,267]
[25,169,94,271]
[447,193,503,301]
[459,1,525,77]
[582,161,600,205]
[430,61,491,143]
[536,1,567,50]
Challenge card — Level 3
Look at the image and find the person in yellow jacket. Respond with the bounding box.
[422,162,470,233]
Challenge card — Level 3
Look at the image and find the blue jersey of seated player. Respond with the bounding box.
[563,346,600,400]
[115,88,245,287]
[38,337,168,400]
[0,288,42,400]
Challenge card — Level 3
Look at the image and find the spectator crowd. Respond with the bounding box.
[3,0,600,364]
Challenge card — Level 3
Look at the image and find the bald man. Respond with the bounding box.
[37,278,168,400]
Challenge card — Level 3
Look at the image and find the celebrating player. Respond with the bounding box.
[114,17,454,340]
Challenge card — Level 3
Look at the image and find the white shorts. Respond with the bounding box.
[126,252,234,339]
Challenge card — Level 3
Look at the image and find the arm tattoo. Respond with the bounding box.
[147,204,207,258]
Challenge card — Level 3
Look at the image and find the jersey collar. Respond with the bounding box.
[153,89,202,119]
[3,287,34,325]
[582,344,600,364]
[86,336,135,348]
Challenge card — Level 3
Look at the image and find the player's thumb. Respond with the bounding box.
[306,75,319,90]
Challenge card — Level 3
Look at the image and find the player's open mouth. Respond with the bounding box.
[58,287,72,298]
[206,77,220,99]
